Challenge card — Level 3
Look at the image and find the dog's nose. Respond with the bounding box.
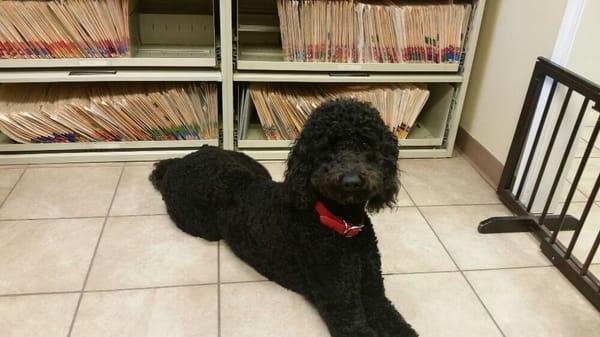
[341,173,362,190]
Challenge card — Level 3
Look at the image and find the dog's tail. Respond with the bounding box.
[149,158,180,191]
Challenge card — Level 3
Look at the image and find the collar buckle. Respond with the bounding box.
[342,219,364,237]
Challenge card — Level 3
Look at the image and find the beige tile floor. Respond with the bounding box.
[0,156,599,337]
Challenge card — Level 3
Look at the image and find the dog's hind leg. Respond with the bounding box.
[233,151,271,179]
[150,158,181,191]
[163,198,222,241]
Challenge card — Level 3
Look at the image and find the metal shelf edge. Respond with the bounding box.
[0,70,223,83]
[233,72,463,83]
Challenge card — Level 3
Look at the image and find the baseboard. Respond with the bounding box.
[456,127,504,187]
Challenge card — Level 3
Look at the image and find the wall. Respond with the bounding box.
[567,0,600,82]
[460,0,567,164]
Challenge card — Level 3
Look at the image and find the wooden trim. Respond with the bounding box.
[456,127,504,187]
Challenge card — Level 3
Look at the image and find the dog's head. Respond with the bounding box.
[284,98,399,212]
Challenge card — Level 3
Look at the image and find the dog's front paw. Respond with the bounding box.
[382,326,419,337]
[402,327,419,337]
[356,327,381,337]
[337,326,380,337]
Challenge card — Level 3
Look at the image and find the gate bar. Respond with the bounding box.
[539,98,590,226]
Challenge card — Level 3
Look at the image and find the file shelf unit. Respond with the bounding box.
[0,0,485,164]
[0,0,218,69]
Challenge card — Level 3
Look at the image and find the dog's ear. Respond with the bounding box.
[367,127,400,212]
[284,139,317,209]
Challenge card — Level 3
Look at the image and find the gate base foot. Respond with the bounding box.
[478,215,579,234]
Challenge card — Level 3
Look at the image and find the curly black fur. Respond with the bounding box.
[151,98,418,337]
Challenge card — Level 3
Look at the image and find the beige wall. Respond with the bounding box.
[460,0,567,164]
[567,0,600,82]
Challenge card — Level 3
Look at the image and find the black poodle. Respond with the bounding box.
[150,98,418,337]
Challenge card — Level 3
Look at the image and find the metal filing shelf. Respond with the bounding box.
[0,0,486,164]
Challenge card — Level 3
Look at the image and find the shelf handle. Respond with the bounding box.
[68,70,118,76]
[328,72,370,77]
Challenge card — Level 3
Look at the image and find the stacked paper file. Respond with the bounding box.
[276,0,472,64]
[239,83,429,140]
[0,83,218,143]
[0,0,129,59]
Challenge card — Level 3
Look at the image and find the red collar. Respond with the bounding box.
[314,201,364,237]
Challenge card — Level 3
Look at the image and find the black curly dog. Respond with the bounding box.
[150,98,418,337]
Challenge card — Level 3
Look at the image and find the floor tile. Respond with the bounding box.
[86,215,217,290]
[558,181,588,202]
[573,138,600,158]
[567,158,600,201]
[0,218,103,294]
[420,205,551,270]
[221,281,329,337]
[395,186,413,206]
[590,264,600,275]
[373,207,456,273]
[71,285,217,337]
[110,165,166,216]
[384,272,502,337]
[87,215,217,289]
[579,126,600,149]
[0,293,79,337]
[0,168,23,205]
[582,108,598,127]
[556,202,600,264]
[220,242,266,283]
[261,161,286,182]
[465,267,600,337]
[399,156,499,206]
[0,166,122,219]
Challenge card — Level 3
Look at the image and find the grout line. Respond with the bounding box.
[415,202,504,208]
[563,178,598,205]
[391,204,418,209]
[0,265,576,299]
[460,265,554,273]
[104,213,168,218]
[382,270,459,276]
[0,290,81,298]
[0,282,223,298]
[381,264,556,277]
[0,215,106,222]
[575,184,592,200]
[0,213,169,223]
[0,168,26,210]
[402,187,508,337]
[220,279,270,285]
[84,282,218,294]
[66,165,125,337]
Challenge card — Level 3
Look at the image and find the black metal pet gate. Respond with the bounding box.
[480,57,600,310]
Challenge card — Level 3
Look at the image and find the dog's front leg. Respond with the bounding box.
[360,261,418,337]
[360,237,418,337]
[297,251,379,337]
